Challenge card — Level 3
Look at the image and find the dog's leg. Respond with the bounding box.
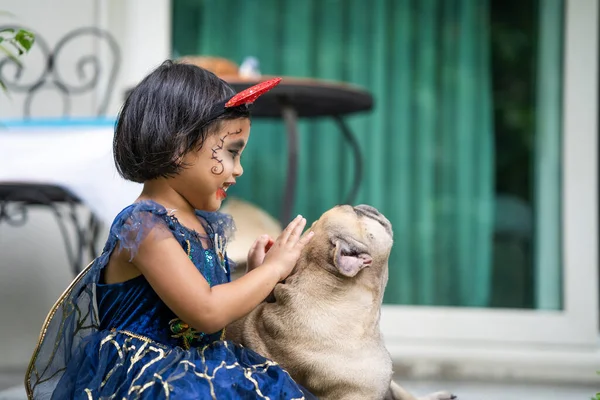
[416,392,456,400]
[385,382,456,400]
[385,381,418,400]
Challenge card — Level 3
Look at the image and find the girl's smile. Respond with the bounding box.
[170,118,250,212]
[217,182,235,200]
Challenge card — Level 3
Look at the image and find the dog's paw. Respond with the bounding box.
[418,391,457,400]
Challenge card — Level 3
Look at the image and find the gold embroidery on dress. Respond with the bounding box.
[179,360,217,399]
[244,367,271,400]
[152,373,171,398]
[127,346,167,397]
[111,328,165,347]
[185,239,192,260]
[128,340,149,374]
[86,334,306,400]
[85,330,169,398]
[99,333,122,389]
[213,233,228,274]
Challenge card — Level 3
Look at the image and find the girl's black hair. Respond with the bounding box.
[113,60,250,183]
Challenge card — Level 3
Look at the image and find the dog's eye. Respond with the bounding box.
[331,236,369,256]
[340,242,369,257]
[341,247,360,257]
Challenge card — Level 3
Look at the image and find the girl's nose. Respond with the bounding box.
[233,162,244,178]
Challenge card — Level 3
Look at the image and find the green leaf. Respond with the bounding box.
[15,29,34,52]
[0,20,35,97]
[0,43,21,65]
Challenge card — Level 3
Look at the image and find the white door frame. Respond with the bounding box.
[381,0,598,351]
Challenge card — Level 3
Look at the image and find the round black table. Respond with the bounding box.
[224,76,374,224]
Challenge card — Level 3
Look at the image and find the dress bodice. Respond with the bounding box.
[96,201,231,348]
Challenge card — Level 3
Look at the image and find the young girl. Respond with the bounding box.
[25,60,316,399]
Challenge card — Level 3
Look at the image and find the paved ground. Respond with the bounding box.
[1,367,597,399]
[398,377,597,400]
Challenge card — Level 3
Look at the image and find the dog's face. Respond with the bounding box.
[301,204,393,278]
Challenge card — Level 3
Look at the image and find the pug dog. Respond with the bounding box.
[227,205,455,400]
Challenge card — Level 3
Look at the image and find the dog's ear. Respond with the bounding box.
[333,240,372,277]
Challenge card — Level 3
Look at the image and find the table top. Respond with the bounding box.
[222,75,374,118]
[0,182,83,203]
[0,122,142,225]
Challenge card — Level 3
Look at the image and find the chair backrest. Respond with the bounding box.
[0,25,120,119]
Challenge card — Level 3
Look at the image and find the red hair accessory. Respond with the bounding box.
[200,77,282,129]
[225,77,282,107]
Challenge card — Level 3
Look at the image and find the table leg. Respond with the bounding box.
[280,104,299,225]
[0,186,100,276]
[88,213,101,259]
[333,115,363,205]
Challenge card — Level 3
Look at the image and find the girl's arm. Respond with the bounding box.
[131,215,312,334]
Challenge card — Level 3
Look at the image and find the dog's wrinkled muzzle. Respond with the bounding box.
[353,205,393,237]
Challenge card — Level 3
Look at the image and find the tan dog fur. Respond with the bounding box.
[226,205,455,400]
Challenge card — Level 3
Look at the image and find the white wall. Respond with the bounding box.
[0,0,171,119]
[0,0,98,118]
[0,0,171,368]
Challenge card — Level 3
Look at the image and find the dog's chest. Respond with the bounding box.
[302,344,392,399]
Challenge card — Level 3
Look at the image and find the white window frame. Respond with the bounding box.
[381,0,598,354]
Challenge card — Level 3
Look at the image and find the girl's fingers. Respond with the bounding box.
[265,237,275,252]
[258,235,271,251]
[279,215,303,243]
[288,217,306,241]
[249,238,258,252]
[296,231,315,250]
[250,235,265,250]
[298,230,315,246]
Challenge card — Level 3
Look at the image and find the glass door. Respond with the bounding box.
[381,0,598,348]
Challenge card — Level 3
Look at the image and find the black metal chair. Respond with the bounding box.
[0,26,120,276]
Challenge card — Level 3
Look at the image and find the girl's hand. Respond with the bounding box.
[246,234,274,273]
[262,215,314,281]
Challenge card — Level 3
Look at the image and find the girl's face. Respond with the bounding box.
[173,118,250,211]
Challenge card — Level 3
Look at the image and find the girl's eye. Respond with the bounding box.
[229,150,240,159]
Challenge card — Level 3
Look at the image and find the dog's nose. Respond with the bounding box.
[353,205,393,236]
[354,205,381,216]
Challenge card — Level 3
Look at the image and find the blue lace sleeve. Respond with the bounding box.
[110,201,174,261]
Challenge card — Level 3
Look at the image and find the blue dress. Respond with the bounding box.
[26,201,314,399]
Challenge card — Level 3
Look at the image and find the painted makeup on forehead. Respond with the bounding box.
[210,128,243,175]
